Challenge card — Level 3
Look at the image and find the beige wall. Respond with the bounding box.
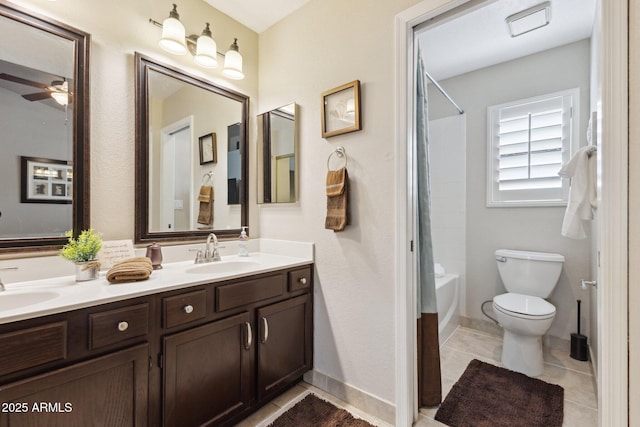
[629,0,639,423]
[258,0,422,403]
[8,0,259,243]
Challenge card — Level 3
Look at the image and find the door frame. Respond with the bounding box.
[158,116,194,232]
[393,1,629,426]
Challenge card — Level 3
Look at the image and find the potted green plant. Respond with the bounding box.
[60,229,103,281]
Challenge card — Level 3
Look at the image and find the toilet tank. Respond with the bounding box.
[495,249,565,298]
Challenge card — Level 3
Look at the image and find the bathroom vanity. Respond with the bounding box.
[0,254,313,427]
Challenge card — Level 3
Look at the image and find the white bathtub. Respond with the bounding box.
[436,273,459,346]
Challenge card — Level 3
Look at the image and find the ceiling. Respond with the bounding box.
[417,0,597,81]
[202,0,312,33]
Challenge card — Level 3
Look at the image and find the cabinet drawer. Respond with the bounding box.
[163,289,207,329]
[217,274,285,312]
[0,322,67,376]
[288,267,312,293]
[89,303,149,350]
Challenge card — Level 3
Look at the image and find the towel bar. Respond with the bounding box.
[327,146,348,170]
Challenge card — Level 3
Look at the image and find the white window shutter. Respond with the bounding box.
[487,88,579,207]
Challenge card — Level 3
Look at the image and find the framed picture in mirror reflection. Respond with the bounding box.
[199,132,217,165]
[20,156,72,204]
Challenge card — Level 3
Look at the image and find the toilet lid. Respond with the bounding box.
[493,293,556,317]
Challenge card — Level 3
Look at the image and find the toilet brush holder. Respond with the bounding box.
[570,299,589,361]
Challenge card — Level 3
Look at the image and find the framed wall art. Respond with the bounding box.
[20,156,72,204]
[199,132,217,165]
[321,80,361,138]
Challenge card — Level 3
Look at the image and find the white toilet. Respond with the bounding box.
[492,249,565,377]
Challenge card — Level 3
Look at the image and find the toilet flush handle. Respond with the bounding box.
[496,256,507,263]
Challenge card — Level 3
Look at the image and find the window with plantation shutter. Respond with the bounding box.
[486,88,579,207]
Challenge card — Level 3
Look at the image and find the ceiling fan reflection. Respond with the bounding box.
[0,73,71,105]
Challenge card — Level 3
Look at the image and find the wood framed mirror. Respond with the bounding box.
[0,1,90,254]
[257,103,297,204]
[134,53,249,244]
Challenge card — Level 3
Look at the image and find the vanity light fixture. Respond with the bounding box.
[222,39,244,80]
[194,23,218,68]
[150,4,244,79]
[158,4,187,55]
[505,1,551,38]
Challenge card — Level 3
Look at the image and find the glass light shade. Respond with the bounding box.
[159,16,187,55]
[194,35,218,68]
[51,92,68,106]
[223,49,244,80]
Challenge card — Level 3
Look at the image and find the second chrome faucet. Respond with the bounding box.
[193,233,222,264]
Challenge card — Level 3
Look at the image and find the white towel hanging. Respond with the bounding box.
[558,146,597,239]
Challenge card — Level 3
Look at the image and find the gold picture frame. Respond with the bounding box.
[321,80,361,138]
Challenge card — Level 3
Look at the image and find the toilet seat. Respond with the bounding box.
[493,293,556,320]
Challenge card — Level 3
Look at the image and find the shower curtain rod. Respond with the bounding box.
[425,70,464,115]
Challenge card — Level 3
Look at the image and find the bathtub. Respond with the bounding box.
[436,273,459,346]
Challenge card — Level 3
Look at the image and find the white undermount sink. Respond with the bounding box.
[185,260,263,275]
[0,290,61,310]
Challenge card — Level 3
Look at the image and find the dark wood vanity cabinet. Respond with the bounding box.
[0,344,149,427]
[159,265,314,427]
[162,312,252,427]
[0,263,313,427]
[256,294,313,402]
[0,297,152,427]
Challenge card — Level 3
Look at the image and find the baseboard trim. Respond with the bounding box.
[303,370,395,424]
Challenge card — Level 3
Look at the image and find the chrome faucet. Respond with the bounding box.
[0,266,18,292]
[191,233,224,264]
[205,233,222,262]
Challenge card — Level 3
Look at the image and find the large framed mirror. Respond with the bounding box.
[0,1,90,254]
[135,53,248,244]
[257,103,297,203]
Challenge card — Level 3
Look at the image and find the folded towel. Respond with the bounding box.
[106,257,153,284]
[198,185,213,203]
[197,185,214,225]
[558,146,597,239]
[325,167,350,232]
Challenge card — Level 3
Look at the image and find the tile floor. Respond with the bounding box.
[235,326,598,427]
[417,326,598,427]
[233,382,393,427]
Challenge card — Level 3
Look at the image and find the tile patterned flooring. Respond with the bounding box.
[417,326,598,427]
[233,382,393,427]
[236,326,598,426]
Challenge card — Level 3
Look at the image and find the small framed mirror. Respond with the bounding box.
[257,103,297,204]
[0,2,90,254]
[135,53,249,243]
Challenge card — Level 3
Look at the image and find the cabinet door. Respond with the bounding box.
[0,344,148,427]
[256,294,312,401]
[163,312,251,427]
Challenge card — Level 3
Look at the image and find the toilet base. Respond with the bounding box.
[501,330,544,377]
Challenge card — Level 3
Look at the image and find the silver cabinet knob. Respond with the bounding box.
[183,305,194,314]
[117,321,129,332]
[299,277,307,285]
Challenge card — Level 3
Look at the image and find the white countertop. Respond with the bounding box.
[0,251,313,325]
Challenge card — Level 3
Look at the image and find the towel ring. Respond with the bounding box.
[201,171,213,185]
[327,146,348,170]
